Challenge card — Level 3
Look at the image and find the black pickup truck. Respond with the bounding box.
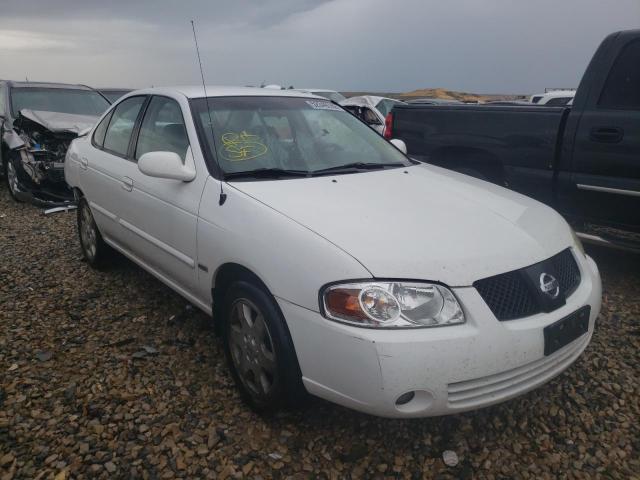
[386,29,640,251]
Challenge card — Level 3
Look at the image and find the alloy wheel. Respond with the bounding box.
[228,298,278,398]
[6,160,21,196]
[79,203,98,260]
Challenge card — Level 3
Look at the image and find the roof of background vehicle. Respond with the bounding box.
[341,95,405,108]
[295,88,340,93]
[5,80,95,90]
[123,86,325,100]
[406,98,463,104]
[531,90,576,99]
[98,88,133,92]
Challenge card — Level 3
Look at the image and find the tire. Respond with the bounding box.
[222,281,306,413]
[4,154,26,202]
[77,197,112,269]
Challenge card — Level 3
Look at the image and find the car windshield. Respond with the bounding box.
[311,91,346,103]
[191,96,410,177]
[375,99,403,117]
[10,87,111,117]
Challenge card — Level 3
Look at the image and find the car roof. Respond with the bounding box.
[406,97,462,104]
[532,90,576,98]
[127,85,324,100]
[343,95,403,106]
[98,88,132,92]
[5,80,94,91]
[296,88,339,93]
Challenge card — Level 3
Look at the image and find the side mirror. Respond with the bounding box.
[138,151,196,182]
[390,138,407,155]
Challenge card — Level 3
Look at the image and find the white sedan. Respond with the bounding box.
[64,87,601,418]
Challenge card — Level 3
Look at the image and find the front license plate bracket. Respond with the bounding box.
[543,306,590,356]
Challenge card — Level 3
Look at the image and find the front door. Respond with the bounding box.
[569,37,640,232]
[121,95,206,292]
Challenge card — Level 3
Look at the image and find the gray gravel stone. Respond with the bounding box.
[0,186,638,479]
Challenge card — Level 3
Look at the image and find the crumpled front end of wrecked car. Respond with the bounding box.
[3,110,94,205]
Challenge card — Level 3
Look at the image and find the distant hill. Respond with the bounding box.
[342,88,524,102]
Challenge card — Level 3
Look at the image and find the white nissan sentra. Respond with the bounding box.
[64,87,601,418]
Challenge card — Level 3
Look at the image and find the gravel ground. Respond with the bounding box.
[1,184,638,480]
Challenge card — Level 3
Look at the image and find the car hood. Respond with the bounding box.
[229,164,573,286]
[17,109,99,135]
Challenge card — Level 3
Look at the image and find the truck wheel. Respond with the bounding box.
[77,197,112,269]
[222,281,305,413]
[4,155,26,202]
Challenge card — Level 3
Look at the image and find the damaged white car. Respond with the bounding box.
[341,95,406,135]
[0,81,111,206]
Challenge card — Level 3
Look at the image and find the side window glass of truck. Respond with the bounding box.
[598,39,640,109]
[103,96,146,157]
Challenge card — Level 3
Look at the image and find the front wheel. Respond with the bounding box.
[77,197,111,268]
[4,155,25,202]
[222,281,305,413]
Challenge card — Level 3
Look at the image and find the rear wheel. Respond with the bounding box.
[77,197,111,268]
[222,281,305,412]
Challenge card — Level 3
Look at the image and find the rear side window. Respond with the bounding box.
[92,110,113,148]
[598,39,640,109]
[103,96,146,157]
[135,96,189,161]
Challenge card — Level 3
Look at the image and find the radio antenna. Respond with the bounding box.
[191,19,226,205]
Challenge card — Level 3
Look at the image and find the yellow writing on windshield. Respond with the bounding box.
[220,131,268,161]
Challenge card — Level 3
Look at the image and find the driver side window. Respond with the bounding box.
[135,96,189,161]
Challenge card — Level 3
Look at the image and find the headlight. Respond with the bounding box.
[570,228,586,257]
[322,281,465,328]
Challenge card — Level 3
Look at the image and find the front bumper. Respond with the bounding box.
[11,156,73,207]
[279,251,601,418]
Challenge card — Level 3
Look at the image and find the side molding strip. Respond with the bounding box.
[577,184,640,197]
[89,201,117,220]
[118,219,195,268]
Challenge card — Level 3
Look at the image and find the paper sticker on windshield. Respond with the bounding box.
[305,100,342,111]
[220,131,268,161]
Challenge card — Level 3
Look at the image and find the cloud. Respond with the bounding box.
[0,30,75,52]
[0,0,638,92]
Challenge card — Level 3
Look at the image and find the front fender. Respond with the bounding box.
[196,177,372,312]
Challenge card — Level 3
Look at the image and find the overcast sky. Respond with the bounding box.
[1,0,638,94]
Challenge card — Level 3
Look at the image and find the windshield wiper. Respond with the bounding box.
[224,168,310,180]
[311,162,406,175]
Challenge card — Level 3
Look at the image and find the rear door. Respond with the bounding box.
[569,36,640,231]
[79,96,147,246]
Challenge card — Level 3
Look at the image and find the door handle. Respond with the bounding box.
[80,157,88,169]
[121,176,133,192]
[589,127,623,143]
